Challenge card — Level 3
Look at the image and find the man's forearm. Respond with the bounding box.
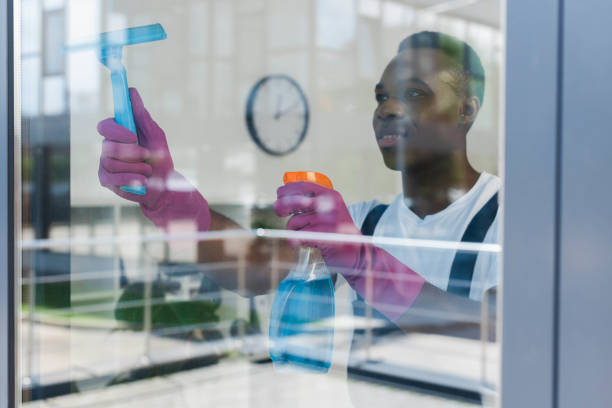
[342,244,425,322]
[394,284,497,337]
[197,210,295,296]
[342,242,496,334]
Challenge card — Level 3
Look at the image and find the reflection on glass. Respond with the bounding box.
[20,1,502,407]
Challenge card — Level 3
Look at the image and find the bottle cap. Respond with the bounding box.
[283,171,333,189]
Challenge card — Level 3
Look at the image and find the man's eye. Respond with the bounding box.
[406,89,425,98]
[375,93,388,103]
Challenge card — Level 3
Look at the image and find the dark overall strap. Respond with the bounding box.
[360,204,389,236]
[446,192,499,297]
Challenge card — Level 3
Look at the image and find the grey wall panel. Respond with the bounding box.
[502,0,561,407]
[558,0,612,406]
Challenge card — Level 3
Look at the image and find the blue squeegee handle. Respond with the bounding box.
[110,65,146,196]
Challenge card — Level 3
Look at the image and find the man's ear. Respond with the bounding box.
[459,96,481,126]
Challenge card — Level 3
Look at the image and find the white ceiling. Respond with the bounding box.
[397,0,501,28]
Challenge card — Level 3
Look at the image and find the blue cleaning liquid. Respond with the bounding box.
[269,249,335,373]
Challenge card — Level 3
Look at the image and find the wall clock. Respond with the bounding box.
[245,74,309,156]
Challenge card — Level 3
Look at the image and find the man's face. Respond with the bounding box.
[373,48,468,171]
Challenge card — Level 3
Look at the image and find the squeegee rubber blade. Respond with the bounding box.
[98,23,167,47]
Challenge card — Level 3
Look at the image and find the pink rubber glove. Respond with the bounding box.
[274,182,425,322]
[97,88,210,234]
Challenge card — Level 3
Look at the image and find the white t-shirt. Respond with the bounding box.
[345,171,500,301]
[325,172,500,403]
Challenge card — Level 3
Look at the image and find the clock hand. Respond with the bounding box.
[274,95,283,120]
[275,99,300,119]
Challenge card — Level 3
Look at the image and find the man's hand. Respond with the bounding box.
[273,181,363,273]
[97,87,210,232]
[98,88,175,210]
[274,181,425,322]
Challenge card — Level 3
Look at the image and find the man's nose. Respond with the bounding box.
[377,98,406,119]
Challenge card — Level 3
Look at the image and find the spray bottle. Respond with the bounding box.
[269,171,335,373]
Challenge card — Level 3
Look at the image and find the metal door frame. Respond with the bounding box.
[502,0,562,406]
[503,0,612,407]
[1,0,16,407]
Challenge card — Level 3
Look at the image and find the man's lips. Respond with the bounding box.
[375,121,412,148]
[377,133,403,147]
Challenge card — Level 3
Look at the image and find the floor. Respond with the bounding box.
[23,358,484,408]
[20,303,498,408]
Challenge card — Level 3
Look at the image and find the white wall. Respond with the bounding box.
[68,0,501,209]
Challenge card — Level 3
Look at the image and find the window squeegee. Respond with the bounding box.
[65,24,167,195]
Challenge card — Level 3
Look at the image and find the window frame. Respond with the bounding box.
[501,0,562,407]
[4,0,612,407]
[1,0,17,407]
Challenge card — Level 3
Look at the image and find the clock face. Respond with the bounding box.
[245,74,309,156]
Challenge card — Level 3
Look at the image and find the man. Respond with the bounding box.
[97,31,498,335]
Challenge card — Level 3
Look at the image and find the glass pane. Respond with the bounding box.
[19,0,502,407]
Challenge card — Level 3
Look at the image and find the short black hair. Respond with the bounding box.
[398,31,485,105]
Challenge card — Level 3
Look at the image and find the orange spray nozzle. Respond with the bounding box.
[283,171,333,189]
